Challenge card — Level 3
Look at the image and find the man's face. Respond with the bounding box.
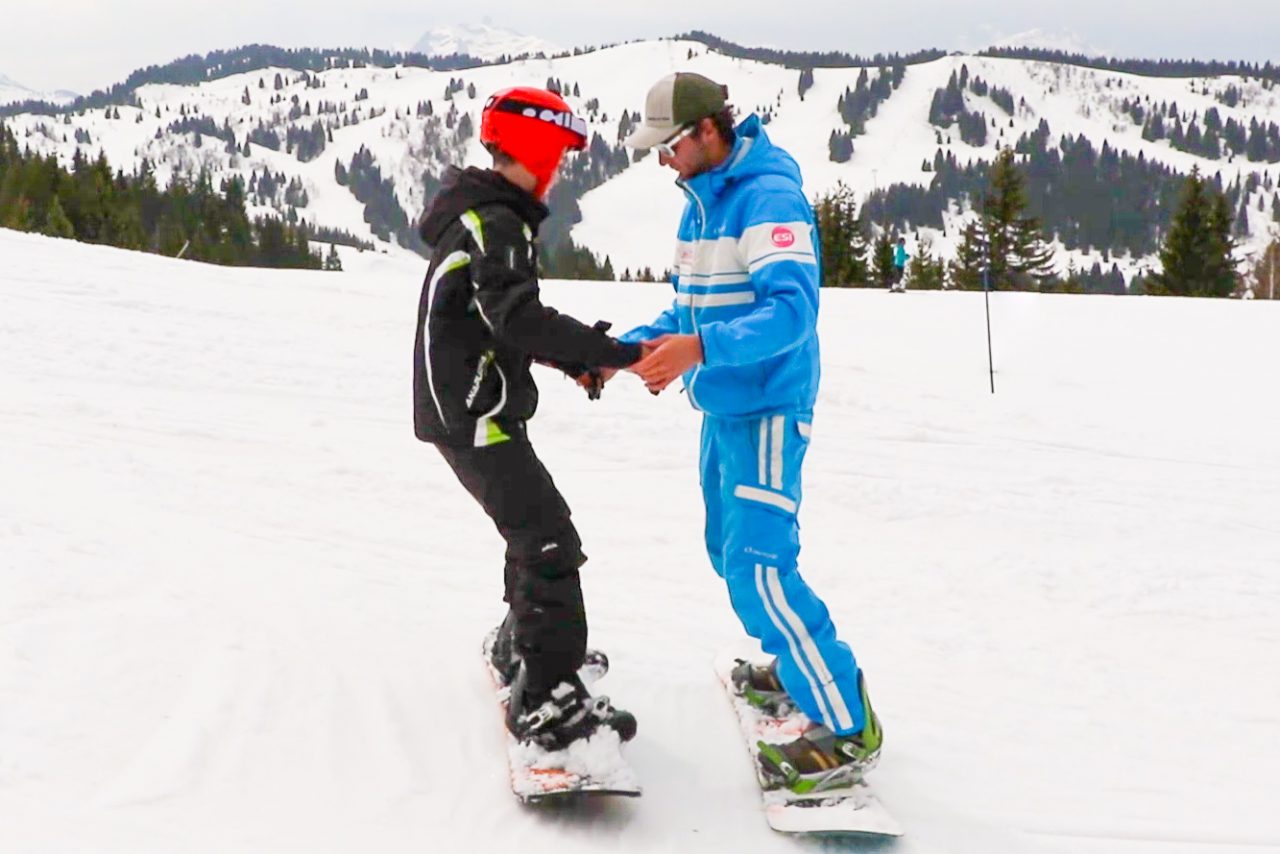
[657,120,711,181]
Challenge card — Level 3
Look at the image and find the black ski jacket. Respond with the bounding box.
[413,167,640,447]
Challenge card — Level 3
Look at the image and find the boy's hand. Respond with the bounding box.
[575,367,617,400]
[631,334,703,393]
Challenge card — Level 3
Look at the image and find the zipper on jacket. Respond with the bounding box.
[676,177,709,411]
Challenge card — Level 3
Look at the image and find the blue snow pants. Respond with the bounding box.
[700,413,865,736]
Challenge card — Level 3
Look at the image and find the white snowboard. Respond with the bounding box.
[714,650,902,836]
[482,634,640,803]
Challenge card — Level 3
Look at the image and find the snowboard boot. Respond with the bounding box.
[756,671,883,794]
[729,657,796,716]
[484,612,609,686]
[505,662,637,751]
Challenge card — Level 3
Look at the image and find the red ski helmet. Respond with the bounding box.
[480,87,588,198]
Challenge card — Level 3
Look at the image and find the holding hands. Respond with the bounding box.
[630,334,703,394]
[571,334,703,398]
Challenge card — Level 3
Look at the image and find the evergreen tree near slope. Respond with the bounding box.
[324,242,343,271]
[978,149,1056,289]
[871,230,896,288]
[1151,168,1237,297]
[949,220,987,290]
[812,181,868,286]
[905,239,946,289]
[1251,238,1279,299]
[828,130,854,163]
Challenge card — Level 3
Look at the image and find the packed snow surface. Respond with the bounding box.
[2,228,1278,853]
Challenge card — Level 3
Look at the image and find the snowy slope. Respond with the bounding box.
[5,39,1280,277]
[3,227,1279,853]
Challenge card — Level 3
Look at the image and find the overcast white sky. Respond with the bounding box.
[3,0,1278,94]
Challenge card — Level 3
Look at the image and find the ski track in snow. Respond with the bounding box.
[1,229,1279,853]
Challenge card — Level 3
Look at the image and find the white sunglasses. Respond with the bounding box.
[655,124,696,158]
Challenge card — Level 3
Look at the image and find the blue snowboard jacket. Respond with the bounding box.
[621,115,821,418]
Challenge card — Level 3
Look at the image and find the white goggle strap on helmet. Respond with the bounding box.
[486,97,588,149]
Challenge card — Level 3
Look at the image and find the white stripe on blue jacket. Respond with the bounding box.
[621,115,820,417]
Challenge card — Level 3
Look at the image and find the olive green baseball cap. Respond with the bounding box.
[624,72,729,149]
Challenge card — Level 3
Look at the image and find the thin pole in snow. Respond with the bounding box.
[983,220,996,394]
[1271,238,1276,301]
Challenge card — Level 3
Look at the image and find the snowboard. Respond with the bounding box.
[482,632,641,803]
[714,650,902,836]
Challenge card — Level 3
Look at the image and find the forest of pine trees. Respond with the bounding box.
[865,119,1251,261]
[978,47,1280,85]
[0,122,323,269]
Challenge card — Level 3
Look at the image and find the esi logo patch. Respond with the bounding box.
[770,226,796,248]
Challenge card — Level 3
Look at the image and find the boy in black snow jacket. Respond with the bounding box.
[413,86,639,749]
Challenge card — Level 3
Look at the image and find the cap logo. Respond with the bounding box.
[771,226,796,248]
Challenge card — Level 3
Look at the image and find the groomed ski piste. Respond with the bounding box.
[2,227,1278,853]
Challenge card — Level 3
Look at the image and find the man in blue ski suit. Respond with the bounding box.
[620,72,883,791]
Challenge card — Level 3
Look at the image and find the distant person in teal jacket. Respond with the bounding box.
[891,237,908,292]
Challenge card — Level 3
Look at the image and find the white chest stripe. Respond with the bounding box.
[676,291,755,308]
[739,220,816,267]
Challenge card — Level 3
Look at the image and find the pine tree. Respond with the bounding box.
[812,181,868,286]
[324,242,343,271]
[1252,238,1279,299]
[969,149,1056,289]
[827,130,854,163]
[1152,168,1237,297]
[906,240,945,289]
[43,195,74,238]
[949,220,987,289]
[871,231,895,287]
[798,67,815,100]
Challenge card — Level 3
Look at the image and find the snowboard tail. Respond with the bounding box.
[714,649,902,836]
[482,636,640,803]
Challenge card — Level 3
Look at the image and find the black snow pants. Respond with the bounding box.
[435,439,587,699]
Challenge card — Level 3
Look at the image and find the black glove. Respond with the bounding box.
[564,321,616,401]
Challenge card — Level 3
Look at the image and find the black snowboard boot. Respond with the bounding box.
[505,662,637,751]
[485,612,609,687]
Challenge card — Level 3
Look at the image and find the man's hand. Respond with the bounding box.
[631,334,703,393]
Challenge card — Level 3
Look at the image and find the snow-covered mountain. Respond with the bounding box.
[410,23,562,62]
[0,72,77,107]
[5,38,1280,279]
[984,28,1096,56]
[3,226,1279,853]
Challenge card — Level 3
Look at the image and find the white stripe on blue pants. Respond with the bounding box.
[698,414,865,735]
